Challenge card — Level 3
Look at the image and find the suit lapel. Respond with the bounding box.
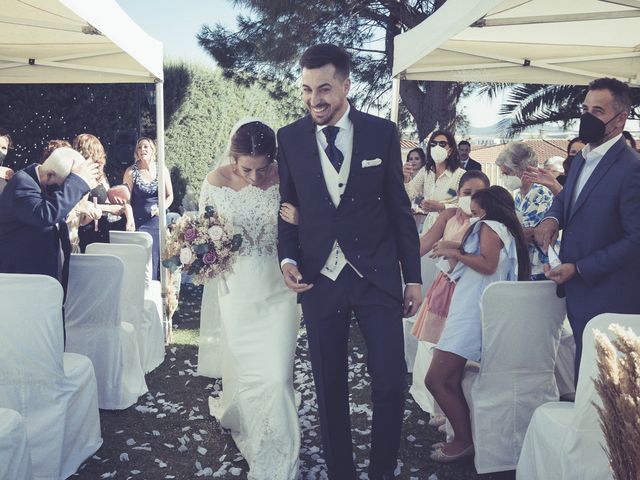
[563,154,583,221]
[301,115,335,211]
[569,138,624,221]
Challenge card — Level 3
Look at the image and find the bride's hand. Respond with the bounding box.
[280,202,299,226]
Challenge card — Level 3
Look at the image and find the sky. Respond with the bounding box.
[115,1,518,130]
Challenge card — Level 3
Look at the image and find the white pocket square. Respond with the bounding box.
[362,158,382,168]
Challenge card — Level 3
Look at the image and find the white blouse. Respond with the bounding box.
[405,167,466,204]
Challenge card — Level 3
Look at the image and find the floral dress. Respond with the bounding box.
[515,183,555,280]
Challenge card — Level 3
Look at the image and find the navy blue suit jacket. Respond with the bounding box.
[0,164,89,279]
[277,107,421,301]
[545,137,640,332]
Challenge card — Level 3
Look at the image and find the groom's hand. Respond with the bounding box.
[403,284,422,318]
[282,263,313,293]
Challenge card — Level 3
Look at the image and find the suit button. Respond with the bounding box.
[338,183,344,188]
[354,236,358,242]
[351,198,355,202]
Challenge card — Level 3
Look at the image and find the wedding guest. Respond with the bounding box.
[457,140,482,171]
[559,137,585,186]
[412,170,490,429]
[535,77,640,382]
[496,142,554,280]
[0,148,99,294]
[405,148,427,230]
[73,134,126,251]
[405,148,426,179]
[425,186,530,462]
[413,170,491,342]
[404,130,465,233]
[0,128,14,194]
[123,137,173,280]
[41,140,101,253]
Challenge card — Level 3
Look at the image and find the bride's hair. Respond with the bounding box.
[229,121,276,163]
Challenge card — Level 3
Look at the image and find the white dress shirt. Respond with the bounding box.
[572,133,622,205]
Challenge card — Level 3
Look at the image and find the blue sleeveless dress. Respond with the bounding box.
[130,165,160,280]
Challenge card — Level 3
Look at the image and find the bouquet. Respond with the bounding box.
[162,206,242,285]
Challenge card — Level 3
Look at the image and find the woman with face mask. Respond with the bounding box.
[404,130,466,233]
[496,142,556,280]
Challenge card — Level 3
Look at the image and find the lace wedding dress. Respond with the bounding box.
[198,180,301,480]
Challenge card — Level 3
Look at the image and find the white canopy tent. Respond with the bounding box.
[392,0,640,123]
[393,0,640,85]
[0,0,171,338]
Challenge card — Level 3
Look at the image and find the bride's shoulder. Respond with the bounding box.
[205,165,233,188]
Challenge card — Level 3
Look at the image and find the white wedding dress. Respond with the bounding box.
[198,180,301,480]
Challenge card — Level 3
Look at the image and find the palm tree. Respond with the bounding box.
[478,83,640,137]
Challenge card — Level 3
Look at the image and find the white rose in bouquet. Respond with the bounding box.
[180,247,194,265]
[208,225,224,241]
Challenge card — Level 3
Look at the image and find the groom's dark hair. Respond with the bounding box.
[299,44,350,79]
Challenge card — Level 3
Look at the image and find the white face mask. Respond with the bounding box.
[430,145,448,164]
[469,216,482,225]
[502,174,522,191]
[458,195,472,215]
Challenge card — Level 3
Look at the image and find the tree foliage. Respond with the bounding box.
[478,83,640,137]
[197,0,464,140]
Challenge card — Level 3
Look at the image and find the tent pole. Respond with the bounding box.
[390,77,400,126]
[155,80,170,344]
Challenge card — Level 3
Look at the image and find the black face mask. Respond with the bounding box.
[578,111,618,144]
[0,151,6,166]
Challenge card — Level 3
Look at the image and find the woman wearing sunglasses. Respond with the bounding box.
[404,130,466,233]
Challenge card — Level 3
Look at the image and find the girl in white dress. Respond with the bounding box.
[198,119,301,480]
[424,186,531,463]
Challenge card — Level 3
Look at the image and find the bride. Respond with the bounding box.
[197,119,301,479]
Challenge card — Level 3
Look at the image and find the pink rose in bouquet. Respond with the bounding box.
[183,227,197,242]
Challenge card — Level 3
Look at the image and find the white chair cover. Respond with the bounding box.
[64,254,148,409]
[517,313,640,480]
[0,408,32,480]
[403,256,439,372]
[409,340,438,414]
[86,243,165,373]
[109,230,153,286]
[0,274,102,480]
[109,231,166,360]
[555,320,576,398]
[462,281,566,474]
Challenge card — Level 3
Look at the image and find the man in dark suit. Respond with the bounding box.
[0,147,98,294]
[535,77,640,381]
[277,44,422,480]
[458,140,482,171]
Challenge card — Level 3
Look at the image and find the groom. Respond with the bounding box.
[277,44,422,480]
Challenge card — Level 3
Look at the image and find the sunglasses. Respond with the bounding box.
[429,141,448,148]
